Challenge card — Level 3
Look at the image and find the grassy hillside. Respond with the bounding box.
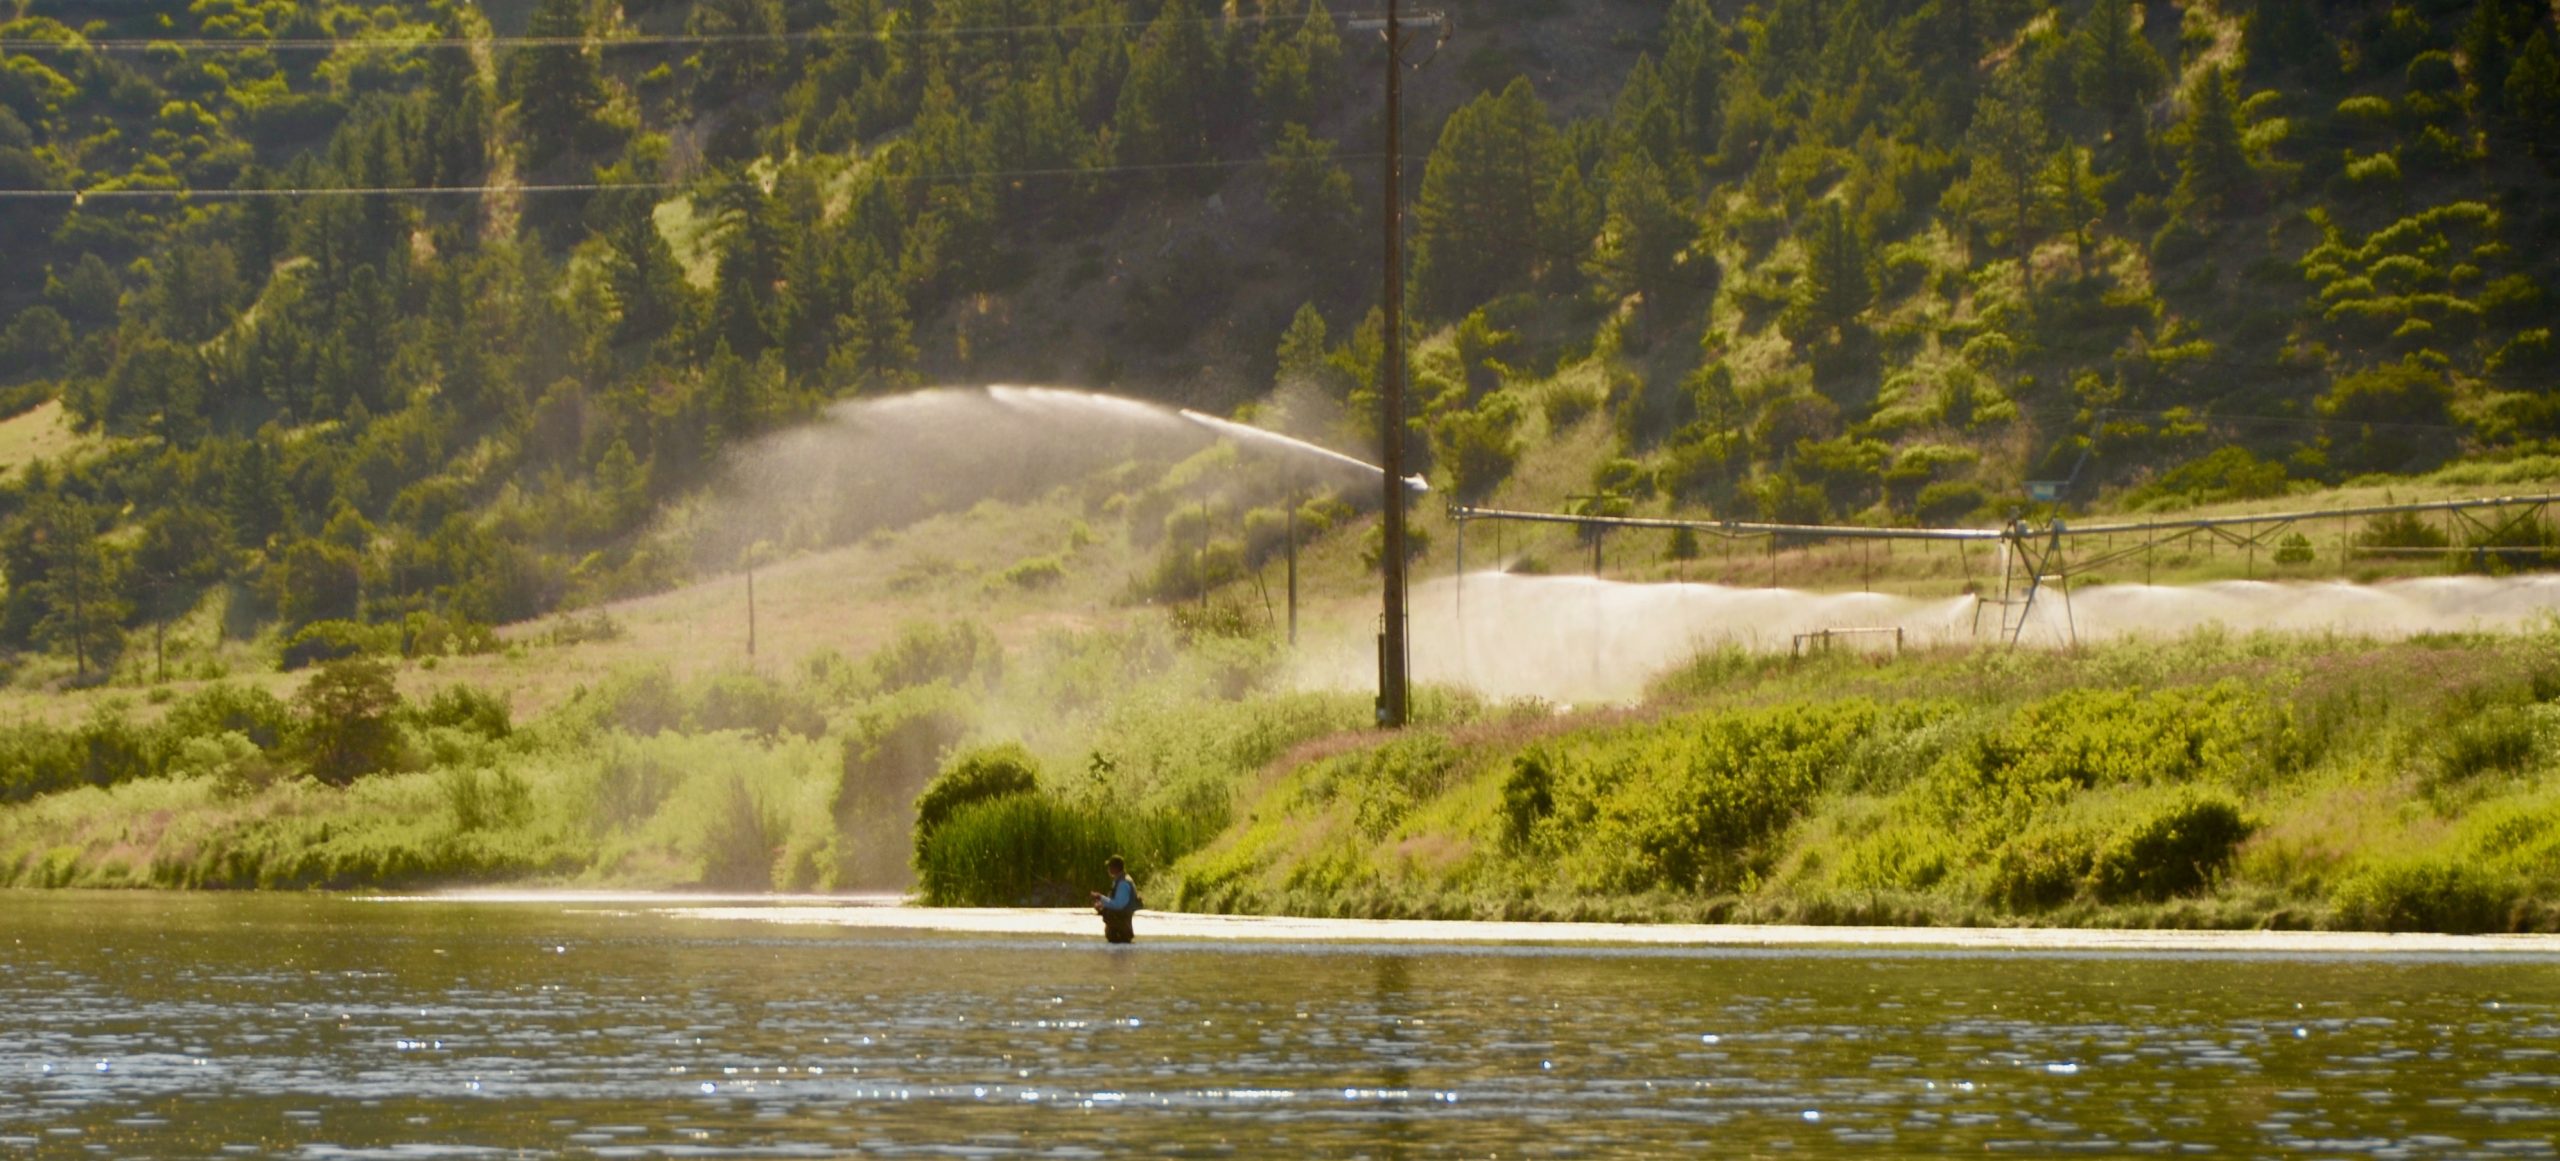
[2,0,2559,689]
[6,0,2560,925]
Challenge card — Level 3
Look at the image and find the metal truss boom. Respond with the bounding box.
[1447,492,2560,646]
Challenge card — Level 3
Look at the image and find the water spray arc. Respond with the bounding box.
[705,387,1415,649]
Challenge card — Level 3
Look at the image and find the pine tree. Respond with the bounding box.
[1252,23,1312,132]
[983,72,1083,228]
[1663,0,1726,156]
[1788,199,1873,341]
[2041,145,2110,278]
[1265,123,1354,255]
[149,241,243,345]
[689,0,786,108]
[422,17,491,187]
[1294,0,1343,99]
[2073,0,2168,157]
[19,499,129,678]
[2462,0,2546,116]
[605,197,692,350]
[222,439,294,552]
[1913,0,1983,137]
[1275,302,1336,394]
[596,438,648,527]
[704,180,792,359]
[1961,70,2048,265]
[1535,156,1601,293]
[232,166,289,284]
[2512,31,2560,164]
[508,0,606,168]
[828,262,916,395]
[1612,55,1683,179]
[1587,152,1690,309]
[2244,0,2330,82]
[1114,0,1213,169]
[2173,68,2253,217]
[1411,79,1558,318]
[896,75,997,298]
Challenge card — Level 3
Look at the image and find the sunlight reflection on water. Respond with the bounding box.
[2,893,2557,1157]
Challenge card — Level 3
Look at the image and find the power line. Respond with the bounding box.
[0,151,1393,201]
[0,9,1356,53]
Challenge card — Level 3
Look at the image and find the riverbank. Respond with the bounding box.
[1127,628,2560,935]
[8,622,2560,937]
[616,897,2560,956]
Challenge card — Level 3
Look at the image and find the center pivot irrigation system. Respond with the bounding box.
[1446,492,2560,646]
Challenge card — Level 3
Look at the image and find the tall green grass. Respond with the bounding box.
[914,794,1213,906]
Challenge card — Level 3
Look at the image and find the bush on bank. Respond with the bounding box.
[1167,629,2560,933]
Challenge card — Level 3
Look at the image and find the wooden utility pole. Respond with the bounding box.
[1285,485,1299,647]
[1377,0,1412,729]
[1358,3,1441,729]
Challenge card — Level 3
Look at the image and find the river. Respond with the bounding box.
[5,892,2558,1156]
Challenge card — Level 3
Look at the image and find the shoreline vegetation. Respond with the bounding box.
[6,611,2560,936]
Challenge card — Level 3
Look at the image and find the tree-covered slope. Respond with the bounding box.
[0,0,2556,688]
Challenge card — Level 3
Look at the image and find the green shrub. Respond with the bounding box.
[2087,792,2255,903]
[295,657,405,788]
[1168,598,1261,643]
[914,794,1207,906]
[1986,827,2094,910]
[0,723,85,805]
[1545,703,1877,894]
[1001,555,1065,589]
[913,743,1041,859]
[1541,379,1602,430]
[2333,858,2518,933]
[2358,509,2449,553]
[280,620,394,670]
[163,683,293,751]
[1500,749,1556,850]
[1431,392,1524,502]
[1914,480,1988,525]
[836,685,977,885]
[1140,537,1248,603]
[1935,684,2276,828]
[871,620,1002,691]
[1241,508,1289,566]
[697,773,782,890]
[692,671,825,739]
[2343,152,2401,186]
[1297,734,1461,841]
[441,766,531,833]
[417,684,512,740]
[595,667,686,736]
[171,731,282,800]
[1837,825,1954,891]
[2435,705,2541,783]
[589,749,681,831]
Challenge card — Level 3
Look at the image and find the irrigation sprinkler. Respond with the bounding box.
[1448,490,2560,647]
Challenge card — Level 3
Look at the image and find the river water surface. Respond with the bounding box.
[6,893,2560,1157]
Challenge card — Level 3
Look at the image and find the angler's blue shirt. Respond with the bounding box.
[1103,879,1136,910]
